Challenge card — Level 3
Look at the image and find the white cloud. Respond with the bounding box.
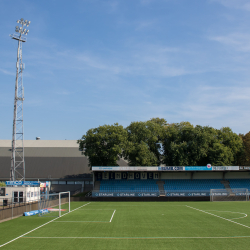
[178,85,250,133]
[56,90,72,96]
[135,20,157,31]
[130,84,250,134]
[108,0,119,12]
[211,0,250,11]
[0,68,15,76]
[26,41,192,79]
[140,0,154,5]
[210,33,250,52]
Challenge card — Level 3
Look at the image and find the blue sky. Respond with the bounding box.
[1,0,250,140]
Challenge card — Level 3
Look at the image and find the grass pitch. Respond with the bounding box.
[0,201,250,249]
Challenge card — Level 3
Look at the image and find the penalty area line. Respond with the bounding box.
[0,202,91,248]
[186,205,250,229]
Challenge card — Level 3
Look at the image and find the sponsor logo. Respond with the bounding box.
[6,181,40,186]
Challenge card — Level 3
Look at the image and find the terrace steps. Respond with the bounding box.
[94,181,100,191]
[220,180,232,194]
[156,181,165,196]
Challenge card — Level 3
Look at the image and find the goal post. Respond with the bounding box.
[59,191,70,217]
[210,188,249,202]
[38,191,70,217]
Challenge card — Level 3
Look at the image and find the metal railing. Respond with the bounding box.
[0,197,40,210]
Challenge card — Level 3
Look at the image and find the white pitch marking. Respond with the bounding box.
[206,210,247,220]
[110,210,116,223]
[54,208,116,223]
[77,209,115,210]
[186,206,250,229]
[54,221,109,223]
[0,202,91,248]
[22,236,250,239]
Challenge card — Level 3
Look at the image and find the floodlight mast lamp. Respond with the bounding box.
[10,18,30,181]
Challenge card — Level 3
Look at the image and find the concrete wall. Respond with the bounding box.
[51,184,82,193]
[160,172,225,179]
[224,172,250,179]
[51,184,93,193]
[161,172,191,179]
[0,202,39,221]
[192,172,223,179]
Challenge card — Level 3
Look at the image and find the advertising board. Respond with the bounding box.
[92,191,210,197]
[92,192,159,197]
[6,181,40,186]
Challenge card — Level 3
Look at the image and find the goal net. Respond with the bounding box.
[210,188,249,202]
[38,191,70,217]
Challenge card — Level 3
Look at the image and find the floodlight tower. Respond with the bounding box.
[10,18,30,181]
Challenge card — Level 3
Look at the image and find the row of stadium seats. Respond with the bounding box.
[228,179,250,190]
[100,180,159,192]
[163,179,225,192]
[99,179,250,193]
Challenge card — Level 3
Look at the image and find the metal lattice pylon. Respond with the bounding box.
[10,18,30,181]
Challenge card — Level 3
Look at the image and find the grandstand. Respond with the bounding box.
[1,139,250,200]
[92,166,250,200]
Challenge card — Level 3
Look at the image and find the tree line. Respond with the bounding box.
[77,118,250,168]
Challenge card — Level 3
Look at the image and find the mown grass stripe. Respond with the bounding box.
[21,236,250,239]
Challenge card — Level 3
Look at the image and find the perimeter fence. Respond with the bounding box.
[0,195,69,221]
[0,197,39,221]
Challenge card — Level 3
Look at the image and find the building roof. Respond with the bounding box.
[0,140,128,180]
[0,140,79,148]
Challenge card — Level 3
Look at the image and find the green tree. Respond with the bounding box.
[207,142,234,166]
[239,132,250,165]
[162,123,243,166]
[77,123,127,168]
[162,122,200,166]
[124,118,166,166]
[215,127,244,165]
[0,182,6,187]
[149,117,168,126]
